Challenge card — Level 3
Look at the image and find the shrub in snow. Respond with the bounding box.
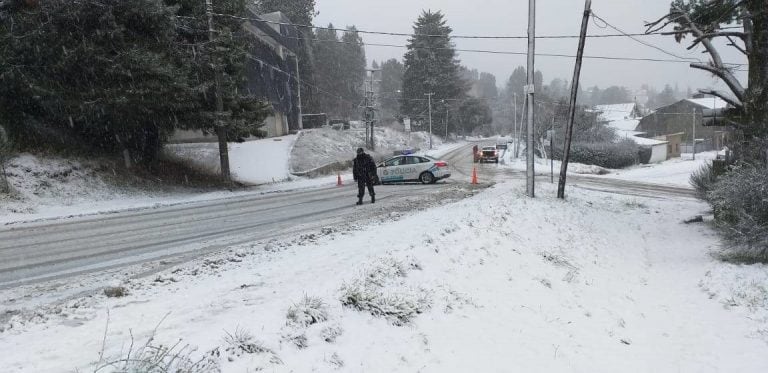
[340,283,431,326]
[338,255,431,325]
[286,296,328,327]
[707,164,768,261]
[690,163,718,199]
[321,325,344,343]
[95,340,219,373]
[222,328,281,364]
[551,139,639,169]
[103,286,128,298]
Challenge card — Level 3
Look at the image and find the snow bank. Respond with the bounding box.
[502,149,609,175]
[165,135,298,185]
[3,181,767,372]
[0,154,186,224]
[592,151,719,187]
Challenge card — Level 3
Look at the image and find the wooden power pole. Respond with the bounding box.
[525,0,536,197]
[557,0,592,199]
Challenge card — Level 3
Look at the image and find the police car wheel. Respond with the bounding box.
[419,172,435,184]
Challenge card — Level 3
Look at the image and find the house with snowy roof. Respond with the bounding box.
[637,96,732,153]
[594,103,670,163]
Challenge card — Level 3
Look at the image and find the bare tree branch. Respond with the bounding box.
[697,89,742,108]
[692,31,747,44]
[691,62,745,102]
[726,35,748,55]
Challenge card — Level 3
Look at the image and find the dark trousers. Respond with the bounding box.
[357,180,375,199]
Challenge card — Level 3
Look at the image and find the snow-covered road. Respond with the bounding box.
[0,180,478,290]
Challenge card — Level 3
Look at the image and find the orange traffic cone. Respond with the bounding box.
[337,173,343,187]
[471,167,478,185]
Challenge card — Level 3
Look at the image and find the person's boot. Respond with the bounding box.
[356,198,363,205]
[371,195,375,204]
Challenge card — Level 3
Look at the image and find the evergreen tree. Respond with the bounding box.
[477,72,499,99]
[379,59,405,119]
[311,25,366,119]
[255,0,316,25]
[401,10,467,135]
[339,26,366,119]
[505,66,527,100]
[312,25,344,117]
[0,0,195,162]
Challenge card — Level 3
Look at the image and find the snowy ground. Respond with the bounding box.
[594,151,718,187]
[2,180,767,372]
[502,147,719,188]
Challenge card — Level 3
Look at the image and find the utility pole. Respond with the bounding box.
[445,105,449,140]
[557,0,591,199]
[294,54,303,130]
[513,92,518,157]
[692,108,697,160]
[550,117,555,184]
[364,69,380,150]
[425,93,434,149]
[525,0,536,197]
[205,0,230,183]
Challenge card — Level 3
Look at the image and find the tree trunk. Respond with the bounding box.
[217,125,231,182]
[745,0,768,139]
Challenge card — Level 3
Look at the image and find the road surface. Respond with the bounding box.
[0,142,695,290]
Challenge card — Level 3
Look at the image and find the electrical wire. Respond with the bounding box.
[208,12,741,40]
[591,12,702,63]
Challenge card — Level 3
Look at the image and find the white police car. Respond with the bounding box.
[376,155,451,184]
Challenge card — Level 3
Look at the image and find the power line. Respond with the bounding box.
[185,12,746,66]
[244,54,360,107]
[271,33,720,65]
[591,12,701,63]
[209,12,741,40]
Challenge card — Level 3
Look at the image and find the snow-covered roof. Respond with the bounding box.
[616,129,667,146]
[594,103,638,122]
[686,97,730,110]
[608,118,640,132]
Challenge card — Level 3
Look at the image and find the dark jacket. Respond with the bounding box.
[353,153,377,182]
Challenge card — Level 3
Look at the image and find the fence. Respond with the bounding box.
[680,139,716,154]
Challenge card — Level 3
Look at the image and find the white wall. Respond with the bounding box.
[648,143,668,163]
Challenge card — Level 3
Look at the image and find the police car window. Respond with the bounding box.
[385,157,403,166]
[405,156,421,165]
[418,157,431,163]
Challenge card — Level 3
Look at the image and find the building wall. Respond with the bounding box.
[637,100,730,146]
[648,143,668,163]
[654,132,683,159]
[263,112,289,138]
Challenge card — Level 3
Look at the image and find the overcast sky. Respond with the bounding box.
[314,0,747,94]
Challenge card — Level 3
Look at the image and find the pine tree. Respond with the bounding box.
[339,27,366,119]
[0,0,196,163]
[379,59,405,119]
[401,10,467,135]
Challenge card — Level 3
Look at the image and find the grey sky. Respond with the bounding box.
[314,0,747,94]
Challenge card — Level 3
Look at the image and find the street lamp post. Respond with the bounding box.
[425,93,434,149]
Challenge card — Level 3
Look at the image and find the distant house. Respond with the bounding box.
[171,9,301,143]
[594,102,669,163]
[637,97,732,152]
[243,8,302,137]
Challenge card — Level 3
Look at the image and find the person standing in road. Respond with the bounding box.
[353,147,377,205]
